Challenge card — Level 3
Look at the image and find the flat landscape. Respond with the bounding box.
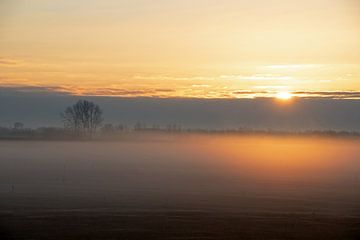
[2,0,360,239]
[1,134,360,239]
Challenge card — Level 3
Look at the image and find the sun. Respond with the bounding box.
[276,91,293,100]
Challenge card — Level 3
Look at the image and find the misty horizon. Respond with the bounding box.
[0,90,359,131]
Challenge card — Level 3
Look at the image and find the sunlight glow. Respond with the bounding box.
[276,91,293,100]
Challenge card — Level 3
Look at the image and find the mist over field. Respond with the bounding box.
[0,91,360,131]
[1,134,360,239]
[1,134,360,212]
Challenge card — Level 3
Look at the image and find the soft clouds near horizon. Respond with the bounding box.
[1,84,360,99]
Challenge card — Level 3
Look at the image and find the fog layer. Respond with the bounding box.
[1,135,359,214]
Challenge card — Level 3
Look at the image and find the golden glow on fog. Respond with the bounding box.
[201,135,356,181]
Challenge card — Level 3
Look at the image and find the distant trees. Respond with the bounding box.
[166,123,182,132]
[134,122,146,131]
[131,122,182,132]
[13,122,24,130]
[61,100,103,137]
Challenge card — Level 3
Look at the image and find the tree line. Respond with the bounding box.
[0,99,184,140]
[60,99,183,137]
[0,99,359,140]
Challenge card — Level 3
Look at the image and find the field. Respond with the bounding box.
[1,134,360,239]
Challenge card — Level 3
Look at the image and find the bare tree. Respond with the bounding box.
[61,100,103,137]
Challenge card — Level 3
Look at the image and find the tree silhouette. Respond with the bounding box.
[61,100,103,137]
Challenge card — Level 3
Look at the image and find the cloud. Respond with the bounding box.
[1,84,360,99]
[264,64,322,70]
[220,74,294,81]
[191,84,211,88]
[77,88,175,97]
[0,85,70,95]
[0,57,23,67]
[0,83,177,97]
[133,73,298,83]
[232,90,256,95]
[253,85,290,89]
[133,75,217,81]
[293,91,360,99]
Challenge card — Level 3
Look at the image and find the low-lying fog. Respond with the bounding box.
[1,134,360,215]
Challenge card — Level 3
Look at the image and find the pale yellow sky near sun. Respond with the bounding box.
[0,0,359,98]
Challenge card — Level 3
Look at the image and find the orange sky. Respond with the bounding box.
[0,0,359,98]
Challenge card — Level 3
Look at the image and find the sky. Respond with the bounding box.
[0,0,359,98]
